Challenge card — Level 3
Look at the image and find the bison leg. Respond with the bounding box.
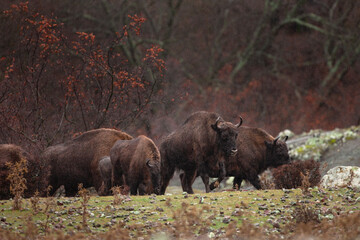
[49,174,59,196]
[180,172,198,191]
[104,177,112,195]
[160,164,175,195]
[249,176,262,190]
[98,182,106,196]
[130,182,139,195]
[209,179,219,191]
[182,168,197,194]
[64,183,78,196]
[209,176,226,191]
[209,161,226,191]
[112,166,123,187]
[138,182,147,195]
[179,172,185,190]
[215,161,226,188]
[209,177,225,191]
[98,179,111,196]
[233,176,243,190]
[200,174,211,193]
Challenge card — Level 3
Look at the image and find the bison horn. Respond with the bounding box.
[215,116,221,125]
[283,135,288,142]
[236,116,243,128]
[273,136,280,145]
[212,116,222,130]
[146,159,154,168]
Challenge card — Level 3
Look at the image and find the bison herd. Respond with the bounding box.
[0,111,290,199]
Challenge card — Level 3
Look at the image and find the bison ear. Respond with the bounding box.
[264,140,273,149]
[265,137,280,149]
[146,159,155,168]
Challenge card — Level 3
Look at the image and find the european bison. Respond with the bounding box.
[0,144,46,199]
[160,111,241,194]
[42,128,132,196]
[110,135,161,195]
[98,156,112,195]
[208,126,290,190]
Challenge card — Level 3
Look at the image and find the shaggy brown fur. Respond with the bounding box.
[110,135,161,195]
[0,144,46,199]
[208,126,290,190]
[41,128,132,196]
[160,111,241,194]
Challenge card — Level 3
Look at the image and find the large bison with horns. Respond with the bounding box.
[205,126,290,190]
[110,135,161,195]
[160,111,242,194]
[42,128,132,196]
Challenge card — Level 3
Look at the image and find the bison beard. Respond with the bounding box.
[110,135,161,195]
[159,111,241,194]
[207,127,290,191]
[42,128,132,196]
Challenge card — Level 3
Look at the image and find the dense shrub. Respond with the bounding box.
[0,145,49,199]
[5,157,27,210]
[291,204,320,224]
[272,159,321,189]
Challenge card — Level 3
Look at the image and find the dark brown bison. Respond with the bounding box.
[207,126,290,190]
[98,156,112,195]
[160,111,241,194]
[0,144,47,199]
[110,135,161,195]
[42,128,132,196]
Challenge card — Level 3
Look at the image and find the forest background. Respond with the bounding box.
[0,0,359,155]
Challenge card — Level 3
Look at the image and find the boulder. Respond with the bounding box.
[320,166,360,189]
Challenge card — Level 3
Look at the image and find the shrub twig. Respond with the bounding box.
[78,183,90,231]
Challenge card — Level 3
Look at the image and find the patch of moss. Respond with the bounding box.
[288,126,359,161]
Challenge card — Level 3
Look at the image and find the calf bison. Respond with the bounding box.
[0,144,46,199]
[110,135,161,195]
[208,126,290,190]
[160,111,241,194]
[42,128,132,196]
[98,156,112,195]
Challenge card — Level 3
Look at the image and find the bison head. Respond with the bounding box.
[211,116,242,157]
[265,136,290,168]
[146,159,161,195]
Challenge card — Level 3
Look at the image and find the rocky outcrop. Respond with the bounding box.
[320,166,360,189]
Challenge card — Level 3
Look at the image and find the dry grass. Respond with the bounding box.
[0,186,358,239]
[260,170,276,189]
[1,157,358,239]
[300,171,311,196]
[30,190,40,214]
[42,186,55,234]
[111,185,130,205]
